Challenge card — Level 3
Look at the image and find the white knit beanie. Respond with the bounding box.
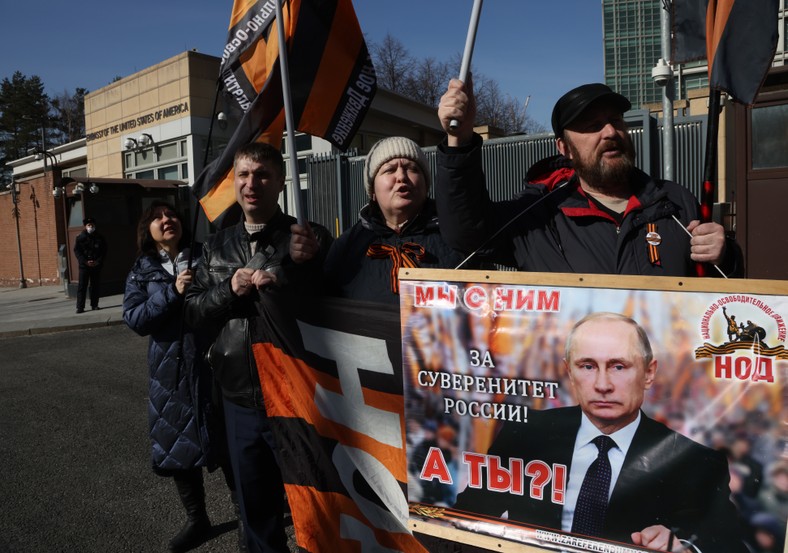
[364,136,430,197]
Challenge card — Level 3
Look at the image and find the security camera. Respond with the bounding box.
[652,59,673,87]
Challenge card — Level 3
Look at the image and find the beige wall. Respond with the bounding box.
[84,51,219,178]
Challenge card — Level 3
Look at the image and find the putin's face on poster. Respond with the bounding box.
[565,315,656,435]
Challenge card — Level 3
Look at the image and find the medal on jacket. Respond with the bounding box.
[646,223,662,266]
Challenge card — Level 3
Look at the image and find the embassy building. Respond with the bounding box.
[1,50,443,292]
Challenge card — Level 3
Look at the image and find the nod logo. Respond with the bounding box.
[695,296,787,383]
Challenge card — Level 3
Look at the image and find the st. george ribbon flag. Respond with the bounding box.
[672,0,779,105]
[671,0,778,266]
[250,296,429,553]
[193,0,376,227]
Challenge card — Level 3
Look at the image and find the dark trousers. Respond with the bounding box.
[76,265,102,310]
[223,398,288,553]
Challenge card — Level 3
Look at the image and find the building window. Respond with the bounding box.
[751,104,788,169]
[63,166,88,178]
[124,138,188,181]
[158,165,180,180]
[135,169,155,180]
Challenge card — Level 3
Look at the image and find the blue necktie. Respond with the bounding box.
[571,435,616,536]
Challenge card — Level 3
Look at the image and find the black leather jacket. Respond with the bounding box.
[184,210,332,409]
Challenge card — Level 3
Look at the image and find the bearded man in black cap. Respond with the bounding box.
[74,217,108,313]
[434,78,742,277]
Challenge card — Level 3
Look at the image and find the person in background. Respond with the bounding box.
[185,142,332,553]
[123,201,230,552]
[748,511,785,553]
[74,217,107,313]
[324,136,465,304]
[729,433,765,498]
[435,78,742,277]
[759,461,788,522]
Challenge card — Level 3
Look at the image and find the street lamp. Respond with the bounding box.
[36,148,73,295]
[35,149,58,168]
[9,180,27,289]
[139,133,154,147]
[125,133,156,150]
[32,147,63,198]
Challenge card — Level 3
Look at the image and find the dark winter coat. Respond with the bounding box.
[454,406,748,552]
[184,210,332,409]
[123,250,210,474]
[74,230,107,268]
[324,199,465,305]
[436,133,742,277]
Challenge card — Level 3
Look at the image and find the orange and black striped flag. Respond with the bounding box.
[251,296,428,552]
[193,0,376,227]
[672,0,779,105]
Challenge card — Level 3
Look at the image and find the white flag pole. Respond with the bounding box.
[450,0,484,130]
[275,0,305,225]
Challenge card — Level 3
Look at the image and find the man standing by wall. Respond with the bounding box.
[73,217,107,313]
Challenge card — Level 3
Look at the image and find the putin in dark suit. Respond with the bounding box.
[454,313,746,552]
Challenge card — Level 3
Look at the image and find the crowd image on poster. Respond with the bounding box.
[400,274,787,553]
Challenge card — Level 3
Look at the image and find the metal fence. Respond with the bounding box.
[306,113,707,236]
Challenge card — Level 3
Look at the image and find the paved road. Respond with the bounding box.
[0,325,296,553]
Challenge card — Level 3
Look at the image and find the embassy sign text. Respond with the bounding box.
[86,102,190,142]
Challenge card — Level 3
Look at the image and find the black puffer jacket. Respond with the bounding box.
[324,199,465,305]
[184,210,332,409]
[436,133,742,277]
[123,250,210,473]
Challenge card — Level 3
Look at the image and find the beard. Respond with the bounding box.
[566,134,637,196]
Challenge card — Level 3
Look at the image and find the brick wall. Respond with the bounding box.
[0,174,64,288]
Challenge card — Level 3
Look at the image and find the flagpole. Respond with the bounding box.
[188,77,222,263]
[701,90,720,224]
[276,0,305,226]
[696,88,722,277]
[450,0,483,130]
[658,0,675,181]
[174,76,223,390]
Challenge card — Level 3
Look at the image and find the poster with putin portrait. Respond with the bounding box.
[401,269,787,553]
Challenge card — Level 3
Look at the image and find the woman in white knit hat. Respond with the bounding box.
[324,136,466,304]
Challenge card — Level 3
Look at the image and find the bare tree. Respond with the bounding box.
[371,34,414,94]
[474,75,506,129]
[475,78,546,135]
[403,57,452,109]
[369,35,543,135]
[51,87,87,143]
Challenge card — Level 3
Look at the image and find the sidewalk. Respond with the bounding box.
[0,285,126,338]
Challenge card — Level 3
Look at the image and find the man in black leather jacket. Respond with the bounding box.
[185,142,331,553]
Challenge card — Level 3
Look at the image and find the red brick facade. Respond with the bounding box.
[0,173,65,288]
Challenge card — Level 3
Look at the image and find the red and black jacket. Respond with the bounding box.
[436,133,742,277]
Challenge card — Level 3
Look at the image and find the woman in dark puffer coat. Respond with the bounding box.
[123,201,218,552]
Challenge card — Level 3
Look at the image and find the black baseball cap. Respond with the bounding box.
[551,83,631,137]
[83,217,95,225]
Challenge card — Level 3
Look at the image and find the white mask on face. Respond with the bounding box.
[86,225,95,234]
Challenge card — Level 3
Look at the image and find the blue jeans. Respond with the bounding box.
[223,399,288,553]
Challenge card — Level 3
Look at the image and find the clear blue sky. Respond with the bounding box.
[0,0,603,129]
